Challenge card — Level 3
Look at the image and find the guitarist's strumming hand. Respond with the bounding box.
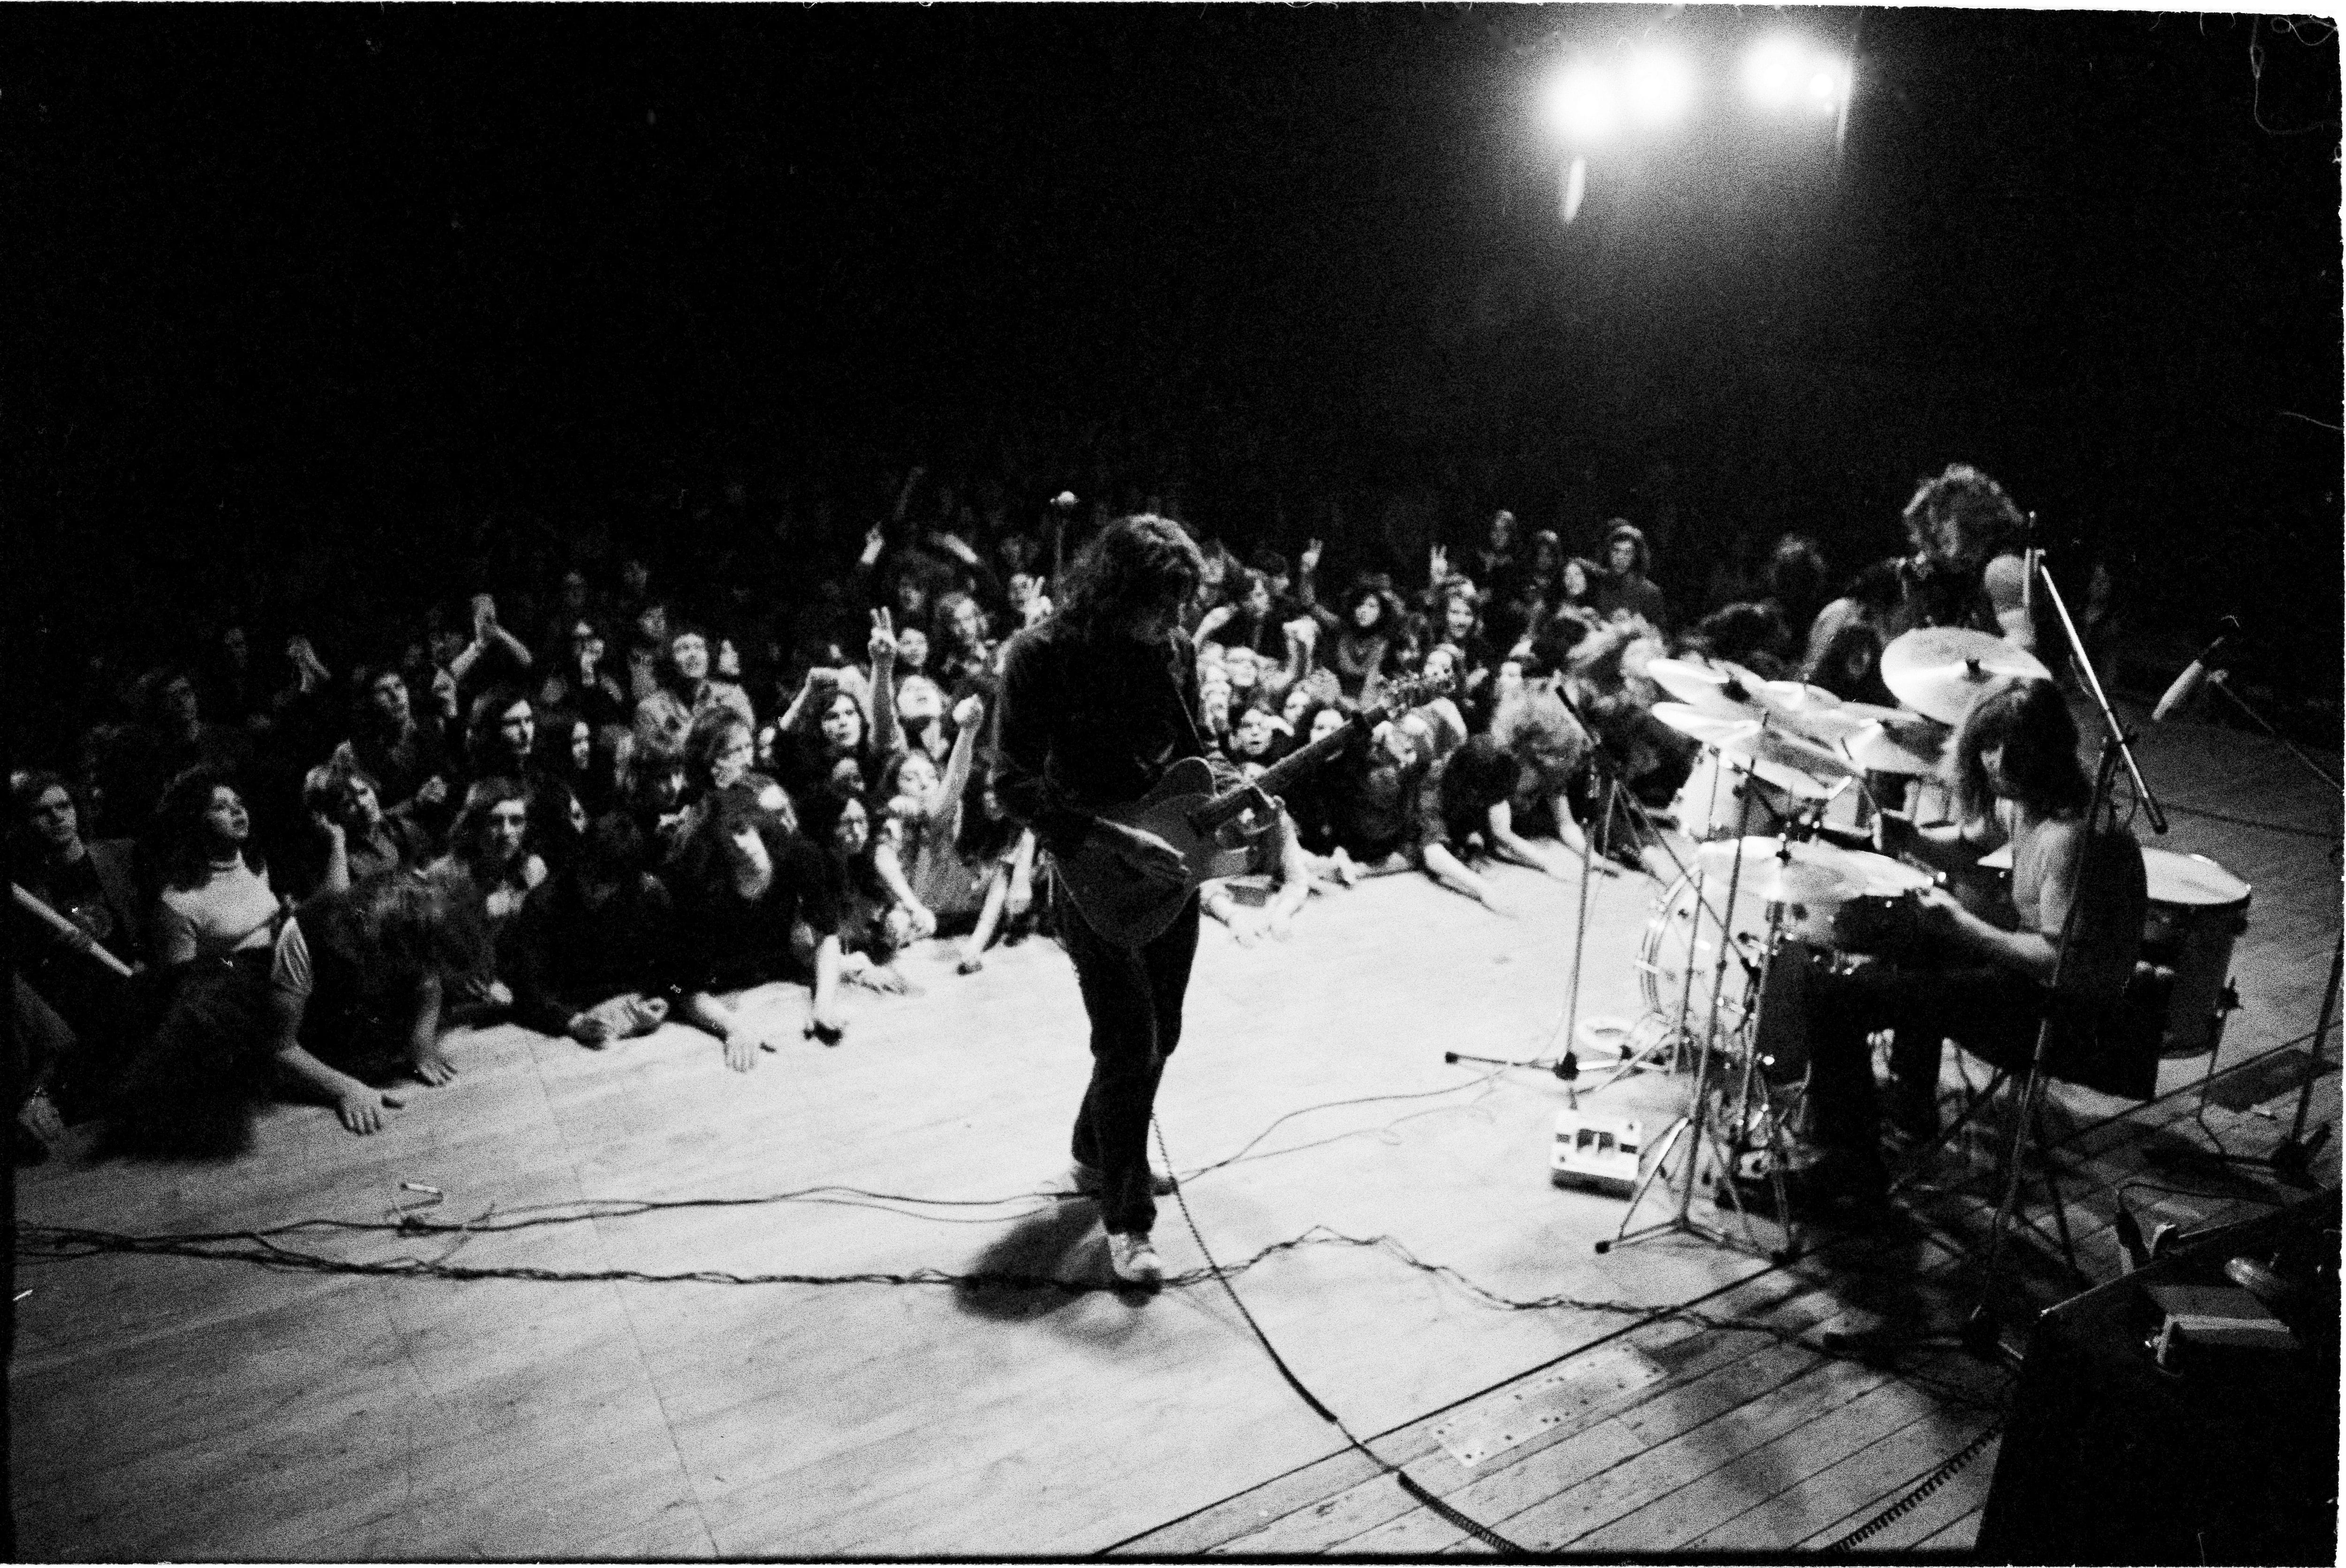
[1097,820,1186,887]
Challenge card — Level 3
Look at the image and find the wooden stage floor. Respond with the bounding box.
[12,698,2339,1560]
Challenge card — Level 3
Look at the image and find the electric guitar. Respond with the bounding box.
[1053,670,1453,944]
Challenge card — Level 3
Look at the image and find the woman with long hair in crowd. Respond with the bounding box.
[1329,579,1409,703]
[771,610,905,810]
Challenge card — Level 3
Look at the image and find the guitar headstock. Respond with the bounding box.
[1358,668,1455,727]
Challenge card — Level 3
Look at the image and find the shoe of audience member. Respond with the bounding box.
[1071,1159,1178,1198]
[1106,1230,1165,1287]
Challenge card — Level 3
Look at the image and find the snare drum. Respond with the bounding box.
[2141,848,2251,1056]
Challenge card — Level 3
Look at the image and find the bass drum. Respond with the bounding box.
[1637,869,1774,1038]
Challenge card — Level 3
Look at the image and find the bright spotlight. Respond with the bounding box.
[1743,38,1807,112]
[1806,59,1850,114]
[1622,49,1696,128]
[1542,60,1618,144]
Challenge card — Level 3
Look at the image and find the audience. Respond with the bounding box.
[12,430,1943,1161]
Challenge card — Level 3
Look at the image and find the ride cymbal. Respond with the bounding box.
[1879,627,2050,726]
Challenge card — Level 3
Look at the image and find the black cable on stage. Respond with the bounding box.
[1146,1118,1532,1556]
[1821,1421,2003,1554]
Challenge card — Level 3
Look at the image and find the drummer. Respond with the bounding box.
[1793,675,2147,1214]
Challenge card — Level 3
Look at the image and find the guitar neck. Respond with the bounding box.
[1190,716,1362,834]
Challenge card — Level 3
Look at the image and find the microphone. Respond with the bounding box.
[2152,616,2241,723]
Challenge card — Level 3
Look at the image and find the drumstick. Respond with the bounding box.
[12,883,136,979]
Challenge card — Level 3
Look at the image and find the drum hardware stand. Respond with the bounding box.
[1551,680,1720,1086]
[1597,780,1797,1265]
[2156,673,2342,1187]
[1961,556,2165,1363]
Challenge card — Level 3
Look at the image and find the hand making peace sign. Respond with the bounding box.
[869,607,897,665]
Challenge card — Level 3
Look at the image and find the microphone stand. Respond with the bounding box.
[1961,555,2165,1362]
[2161,672,2342,1186]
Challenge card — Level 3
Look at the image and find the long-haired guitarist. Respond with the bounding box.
[992,514,1214,1287]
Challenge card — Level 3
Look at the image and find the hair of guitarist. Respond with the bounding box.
[1051,513,1206,643]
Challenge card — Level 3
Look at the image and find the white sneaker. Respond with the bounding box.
[1106,1231,1165,1287]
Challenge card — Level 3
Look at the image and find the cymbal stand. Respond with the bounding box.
[1598,775,1795,1264]
[1712,838,1805,1256]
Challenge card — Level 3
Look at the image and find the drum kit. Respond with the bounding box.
[1602,624,2258,1257]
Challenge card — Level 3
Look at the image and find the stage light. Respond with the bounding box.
[1622,48,1696,129]
[1541,60,1618,144]
[1806,59,1851,114]
[1743,38,1807,112]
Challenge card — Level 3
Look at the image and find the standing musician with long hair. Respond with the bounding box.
[992,514,1211,1287]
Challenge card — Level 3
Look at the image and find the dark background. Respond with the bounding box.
[9,5,2341,753]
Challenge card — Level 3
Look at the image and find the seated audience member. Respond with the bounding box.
[295,757,430,898]
[509,812,678,1048]
[1592,521,1668,628]
[666,789,849,1068]
[448,593,536,710]
[1801,560,1905,706]
[930,590,997,687]
[1432,584,1499,704]
[1760,533,1833,650]
[1225,704,1293,781]
[14,973,79,1161]
[1329,579,1409,702]
[552,710,623,818]
[633,624,756,766]
[798,791,918,994]
[106,768,285,1155]
[1327,706,1432,874]
[1564,621,1694,807]
[1473,510,1520,604]
[1275,700,1354,859]
[892,673,955,767]
[868,698,992,946]
[1196,569,1286,659]
[427,779,545,994]
[12,772,146,1117]
[621,741,695,863]
[343,665,456,837]
[462,685,572,859]
[537,617,632,738]
[150,767,281,968]
[771,612,905,811]
[622,600,671,705]
[265,868,490,1134]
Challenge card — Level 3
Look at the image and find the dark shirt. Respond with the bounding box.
[509,872,680,1035]
[669,832,841,995]
[993,621,1206,855]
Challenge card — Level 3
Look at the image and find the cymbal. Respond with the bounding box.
[1645,657,1768,720]
[1842,722,1948,776]
[1695,836,1859,903]
[1650,704,1859,790]
[1752,682,1875,744]
[1879,627,2051,726]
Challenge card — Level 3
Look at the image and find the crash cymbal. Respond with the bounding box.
[1695,836,1859,903]
[1645,657,1769,720]
[1842,722,1949,776]
[1879,627,2051,726]
[1650,704,1856,792]
[1651,700,1752,746]
[1752,681,1876,744]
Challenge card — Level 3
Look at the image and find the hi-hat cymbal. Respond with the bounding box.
[1695,836,1859,903]
[1842,722,1949,776]
[1879,627,2051,726]
[1646,657,1769,720]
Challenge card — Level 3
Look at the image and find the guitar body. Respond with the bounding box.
[1053,757,1267,945]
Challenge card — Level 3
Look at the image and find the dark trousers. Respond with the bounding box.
[1804,958,2048,1164]
[1057,886,1201,1238]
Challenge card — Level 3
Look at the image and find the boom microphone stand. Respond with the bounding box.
[1961,555,2164,1360]
[2160,671,2342,1185]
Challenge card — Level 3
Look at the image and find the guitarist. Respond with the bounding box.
[993,514,1215,1288]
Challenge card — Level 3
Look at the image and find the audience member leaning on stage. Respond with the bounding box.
[265,868,487,1134]
[509,811,678,1049]
[666,787,849,1069]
